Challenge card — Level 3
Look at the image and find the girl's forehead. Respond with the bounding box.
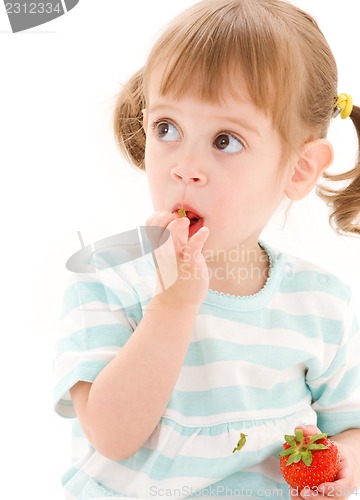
[144,61,254,109]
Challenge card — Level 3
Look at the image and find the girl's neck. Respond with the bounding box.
[206,243,270,297]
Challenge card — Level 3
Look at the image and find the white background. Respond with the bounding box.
[0,1,359,498]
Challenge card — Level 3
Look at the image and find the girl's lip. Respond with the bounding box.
[188,217,204,237]
[171,205,205,237]
[172,204,203,220]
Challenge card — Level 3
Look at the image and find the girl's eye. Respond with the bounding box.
[153,121,180,142]
[213,133,244,153]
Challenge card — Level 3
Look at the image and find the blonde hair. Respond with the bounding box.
[113,0,360,236]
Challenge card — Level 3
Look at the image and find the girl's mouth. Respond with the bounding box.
[176,208,204,237]
[188,216,204,237]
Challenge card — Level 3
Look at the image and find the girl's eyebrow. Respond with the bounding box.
[221,116,261,138]
[146,103,178,115]
[147,103,261,138]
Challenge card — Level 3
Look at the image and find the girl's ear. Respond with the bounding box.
[285,139,334,200]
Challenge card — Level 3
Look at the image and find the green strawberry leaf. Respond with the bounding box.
[308,444,328,451]
[309,433,327,444]
[286,452,302,466]
[232,433,247,453]
[302,450,313,466]
[284,435,297,447]
[280,448,295,457]
[286,454,297,466]
[295,429,303,443]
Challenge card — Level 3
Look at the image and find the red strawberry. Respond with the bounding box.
[279,429,340,490]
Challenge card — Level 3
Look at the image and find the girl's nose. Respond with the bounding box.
[170,163,207,186]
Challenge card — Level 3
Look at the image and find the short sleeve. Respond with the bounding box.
[54,251,158,418]
[307,294,360,435]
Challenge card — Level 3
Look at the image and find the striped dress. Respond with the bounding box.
[54,241,360,499]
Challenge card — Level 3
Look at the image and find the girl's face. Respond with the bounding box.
[143,72,293,257]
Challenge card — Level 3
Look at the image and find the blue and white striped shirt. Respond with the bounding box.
[54,241,360,499]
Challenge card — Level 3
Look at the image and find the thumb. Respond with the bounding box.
[294,425,322,437]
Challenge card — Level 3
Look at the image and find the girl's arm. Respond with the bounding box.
[70,212,209,461]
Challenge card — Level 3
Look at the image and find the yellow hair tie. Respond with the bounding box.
[334,93,353,119]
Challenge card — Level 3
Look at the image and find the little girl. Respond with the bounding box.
[54,1,360,499]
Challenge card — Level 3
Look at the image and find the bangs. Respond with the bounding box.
[143,0,308,155]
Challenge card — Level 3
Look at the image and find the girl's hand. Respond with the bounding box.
[290,426,357,500]
[145,210,210,308]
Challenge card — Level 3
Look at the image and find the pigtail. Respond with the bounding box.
[317,104,360,236]
[113,68,146,170]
